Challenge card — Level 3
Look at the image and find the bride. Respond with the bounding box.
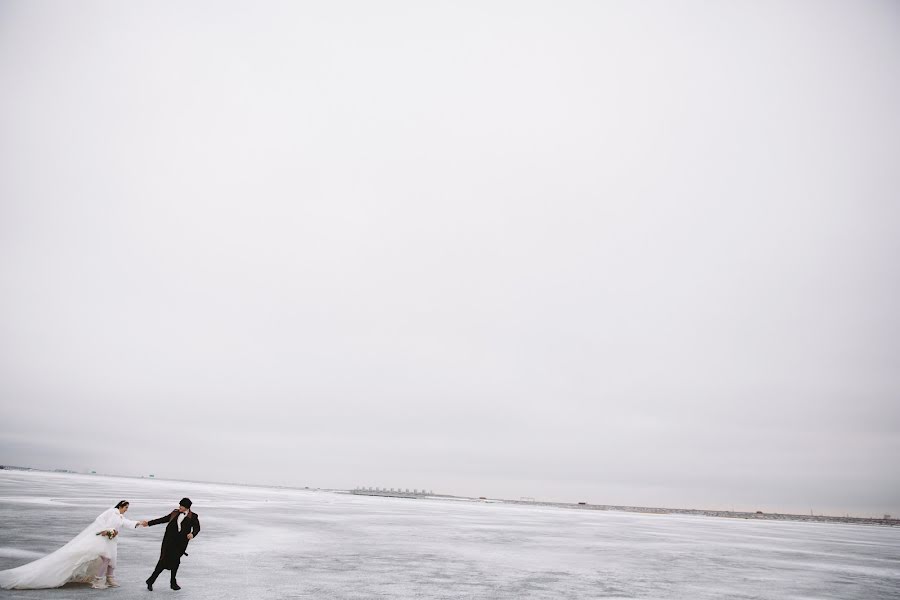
[0,500,149,590]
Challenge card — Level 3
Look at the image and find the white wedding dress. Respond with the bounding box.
[0,507,138,589]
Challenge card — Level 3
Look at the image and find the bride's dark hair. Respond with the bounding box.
[114,500,129,509]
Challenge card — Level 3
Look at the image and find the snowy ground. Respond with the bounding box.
[0,470,898,599]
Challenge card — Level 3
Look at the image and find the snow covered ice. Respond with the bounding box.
[1,470,898,599]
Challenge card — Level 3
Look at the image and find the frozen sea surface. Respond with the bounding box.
[0,471,898,599]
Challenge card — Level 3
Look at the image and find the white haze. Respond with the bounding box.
[1,1,899,516]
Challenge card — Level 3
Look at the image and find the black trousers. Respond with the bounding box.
[147,558,179,585]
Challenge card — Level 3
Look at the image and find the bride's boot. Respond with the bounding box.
[93,557,110,589]
[106,565,119,587]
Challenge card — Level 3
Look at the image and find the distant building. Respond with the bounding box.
[350,487,437,498]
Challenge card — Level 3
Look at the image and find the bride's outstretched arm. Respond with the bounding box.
[121,516,140,530]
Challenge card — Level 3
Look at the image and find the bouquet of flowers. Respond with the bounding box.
[97,529,118,540]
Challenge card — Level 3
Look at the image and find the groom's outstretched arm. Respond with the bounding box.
[147,511,175,527]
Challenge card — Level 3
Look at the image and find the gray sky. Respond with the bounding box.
[1,0,899,517]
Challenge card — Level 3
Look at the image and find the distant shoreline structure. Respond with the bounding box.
[350,487,438,499]
[2,465,896,527]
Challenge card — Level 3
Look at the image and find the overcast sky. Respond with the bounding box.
[1,0,898,517]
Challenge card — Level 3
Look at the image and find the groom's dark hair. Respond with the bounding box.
[114,500,129,509]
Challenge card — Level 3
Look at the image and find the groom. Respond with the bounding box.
[144,498,200,591]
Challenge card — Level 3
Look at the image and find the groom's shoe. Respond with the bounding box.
[171,582,181,591]
[145,578,153,591]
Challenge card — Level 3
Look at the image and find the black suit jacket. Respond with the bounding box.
[148,509,200,568]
